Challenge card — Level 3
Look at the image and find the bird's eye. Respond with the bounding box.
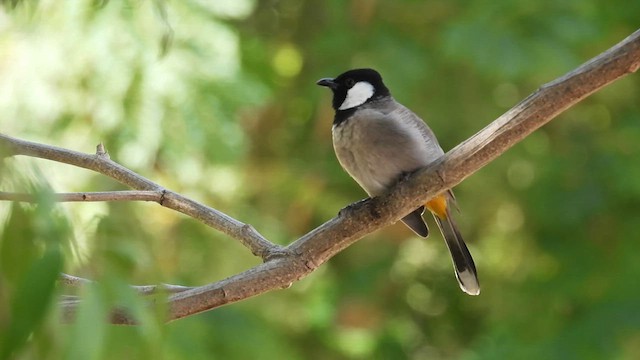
[345,78,355,87]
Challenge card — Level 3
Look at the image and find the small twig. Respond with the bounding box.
[95,143,109,159]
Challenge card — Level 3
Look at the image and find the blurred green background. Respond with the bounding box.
[1,0,639,359]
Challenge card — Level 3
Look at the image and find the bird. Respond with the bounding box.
[317,68,480,295]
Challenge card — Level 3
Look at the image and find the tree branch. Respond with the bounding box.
[2,29,639,324]
[0,136,279,259]
[59,273,192,295]
[59,273,93,287]
[0,190,163,203]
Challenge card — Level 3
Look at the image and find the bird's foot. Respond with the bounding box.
[398,170,419,184]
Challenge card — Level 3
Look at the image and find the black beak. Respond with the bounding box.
[316,78,338,89]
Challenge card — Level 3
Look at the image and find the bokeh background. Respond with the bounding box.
[1,1,639,359]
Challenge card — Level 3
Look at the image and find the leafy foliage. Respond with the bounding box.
[0,0,639,359]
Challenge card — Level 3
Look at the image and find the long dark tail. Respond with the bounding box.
[401,206,429,237]
[432,209,480,295]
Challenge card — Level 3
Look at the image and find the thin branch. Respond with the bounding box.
[59,273,92,287]
[59,273,193,295]
[130,284,193,295]
[3,28,640,324]
[0,190,163,203]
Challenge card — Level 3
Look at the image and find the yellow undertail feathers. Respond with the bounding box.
[426,194,448,219]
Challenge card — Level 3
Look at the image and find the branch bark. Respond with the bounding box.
[0,190,163,202]
[2,29,639,324]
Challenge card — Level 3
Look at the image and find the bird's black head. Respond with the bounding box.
[317,68,390,111]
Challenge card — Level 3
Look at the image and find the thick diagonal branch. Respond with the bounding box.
[168,29,640,323]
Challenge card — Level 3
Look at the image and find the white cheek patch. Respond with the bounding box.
[338,81,375,110]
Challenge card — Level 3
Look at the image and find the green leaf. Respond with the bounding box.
[0,204,38,287]
[0,248,63,360]
[63,285,107,360]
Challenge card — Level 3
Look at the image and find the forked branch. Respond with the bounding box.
[1,29,639,324]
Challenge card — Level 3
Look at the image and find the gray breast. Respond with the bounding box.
[332,102,444,196]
